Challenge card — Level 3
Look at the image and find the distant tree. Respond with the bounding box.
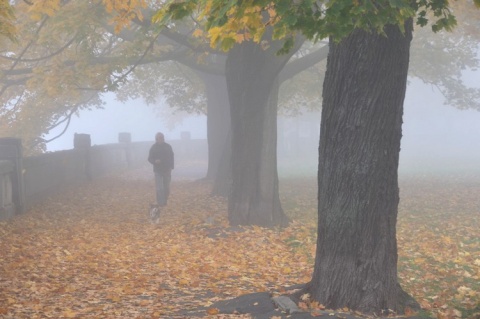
[224,37,301,226]
[0,1,116,152]
[410,1,480,110]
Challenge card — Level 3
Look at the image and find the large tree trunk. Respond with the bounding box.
[211,128,231,196]
[307,22,418,314]
[225,41,293,227]
[201,73,231,181]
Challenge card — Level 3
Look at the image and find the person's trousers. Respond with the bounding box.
[154,171,171,206]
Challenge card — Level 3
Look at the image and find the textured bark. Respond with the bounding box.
[307,21,418,314]
[225,41,292,227]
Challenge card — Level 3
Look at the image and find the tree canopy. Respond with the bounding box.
[153,0,480,112]
[1,0,479,154]
[0,0,16,41]
[155,0,480,52]
[0,0,327,154]
[0,1,202,153]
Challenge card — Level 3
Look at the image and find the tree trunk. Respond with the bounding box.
[205,42,324,197]
[307,21,418,314]
[225,41,292,227]
[201,73,231,181]
[211,128,231,196]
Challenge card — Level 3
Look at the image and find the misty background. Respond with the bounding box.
[45,77,480,176]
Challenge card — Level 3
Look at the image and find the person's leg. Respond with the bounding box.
[163,170,172,204]
[155,172,166,206]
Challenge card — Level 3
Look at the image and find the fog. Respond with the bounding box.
[46,93,208,150]
[401,79,480,175]
[46,79,480,176]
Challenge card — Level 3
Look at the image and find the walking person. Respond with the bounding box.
[148,132,174,208]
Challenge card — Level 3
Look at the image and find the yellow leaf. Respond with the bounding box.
[253,27,266,42]
[63,310,77,318]
[281,266,292,274]
[311,302,325,310]
[235,33,245,43]
[420,299,432,310]
[404,307,417,316]
[452,309,462,317]
[192,29,203,38]
[208,26,223,46]
[298,301,308,309]
[206,307,219,315]
[267,7,276,18]
[139,300,149,306]
[300,293,310,301]
[442,236,452,244]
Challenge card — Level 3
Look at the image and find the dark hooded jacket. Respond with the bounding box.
[148,142,174,173]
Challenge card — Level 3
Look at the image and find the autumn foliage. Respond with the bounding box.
[0,163,478,318]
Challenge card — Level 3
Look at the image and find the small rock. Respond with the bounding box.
[273,295,301,314]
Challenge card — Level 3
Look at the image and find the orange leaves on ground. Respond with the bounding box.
[397,176,480,319]
[0,167,478,318]
[62,309,77,318]
[0,167,313,318]
[206,307,220,315]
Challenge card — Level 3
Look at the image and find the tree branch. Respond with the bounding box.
[0,32,78,63]
[279,44,329,84]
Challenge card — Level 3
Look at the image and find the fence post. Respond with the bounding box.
[0,138,26,215]
[74,133,92,180]
[0,161,15,219]
[118,132,132,168]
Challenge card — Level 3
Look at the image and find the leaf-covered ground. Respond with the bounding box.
[0,163,478,319]
[396,175,480,319]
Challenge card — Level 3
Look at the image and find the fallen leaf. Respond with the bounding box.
[206,307,219,315]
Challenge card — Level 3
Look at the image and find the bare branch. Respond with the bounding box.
[0,32,78,63]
